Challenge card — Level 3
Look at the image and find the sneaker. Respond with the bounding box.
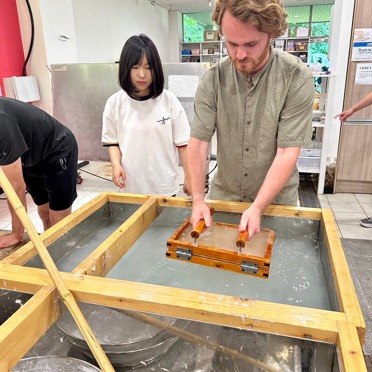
[360,217,372,228]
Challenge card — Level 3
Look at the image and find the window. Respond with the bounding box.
[182,4,334,68]
[183,13,216,42]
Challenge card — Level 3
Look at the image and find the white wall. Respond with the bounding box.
[16,0,171,113]
[71,0,170,63]
[168,10,183,62]
[16,0,54,113]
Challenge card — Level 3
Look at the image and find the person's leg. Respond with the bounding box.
[44,139,78,228]
[37,204,72,231]
[37,203,52,230]
[50,206,72,226]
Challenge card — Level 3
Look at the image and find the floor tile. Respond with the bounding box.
[326,193,358,202]
[318,200,331,209]
[0,221,10,230]
[338,224,372,239]
[361,203,372,216]
[355,194,372,204]
[333,212,368,225]
[328,201,365,213]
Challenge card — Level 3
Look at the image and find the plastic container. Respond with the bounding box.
[297,157,321,171]
[300,142,322,157]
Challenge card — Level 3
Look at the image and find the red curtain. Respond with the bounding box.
[0,0,24,95]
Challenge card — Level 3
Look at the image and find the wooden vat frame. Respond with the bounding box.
[0,192,367,371]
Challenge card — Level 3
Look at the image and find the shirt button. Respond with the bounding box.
[246,121,251,125]
[245,148,249,152]
[244,173,248,177]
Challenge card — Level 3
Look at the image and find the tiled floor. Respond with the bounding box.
[0,162,118,234]
[318,192,372,240]
[1,161,372,367]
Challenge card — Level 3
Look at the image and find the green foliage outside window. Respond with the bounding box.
[183,14,204,42]
[311,22,330,37]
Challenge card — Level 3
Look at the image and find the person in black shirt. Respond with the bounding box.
[0,97,78,248]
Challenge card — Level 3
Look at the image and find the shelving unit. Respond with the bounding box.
[272,37,310,63]
[297,74,335,191]
[181,40,227,64]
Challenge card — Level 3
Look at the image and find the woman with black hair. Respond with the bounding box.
[102,34,190,196]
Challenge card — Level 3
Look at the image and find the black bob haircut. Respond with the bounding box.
[118,34,164,99]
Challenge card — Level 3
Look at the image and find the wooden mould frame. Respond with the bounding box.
[166,219,275,278]
[0,192,367,371]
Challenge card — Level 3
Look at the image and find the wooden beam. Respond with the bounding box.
[0,286,59,370]
[64,272,345,344]
[73,198,159,276]
[0,263,346,343]
[2,193,110,266]
[321,209,366,343]
[337,321,368,372]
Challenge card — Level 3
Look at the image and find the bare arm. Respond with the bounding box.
[239,146,300,238]
[334,92,372,122]
[177,145,190,196]
[186,137,212,227]
[108,145,125,189]
[0,159,26,248]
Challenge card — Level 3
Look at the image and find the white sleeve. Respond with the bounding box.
[102,99,119,145]
[171,95,190,147]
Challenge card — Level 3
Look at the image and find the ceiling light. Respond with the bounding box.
[209,0,212,7]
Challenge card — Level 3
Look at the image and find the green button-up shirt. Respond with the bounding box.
[191,48,314,205]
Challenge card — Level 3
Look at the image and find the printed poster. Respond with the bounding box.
[355,63,372,85]
[352,28,372,61]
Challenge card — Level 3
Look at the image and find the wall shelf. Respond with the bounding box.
[181,40,227,64]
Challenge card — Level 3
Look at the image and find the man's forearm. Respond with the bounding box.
[252,147,300,212]
[186,138,209,201]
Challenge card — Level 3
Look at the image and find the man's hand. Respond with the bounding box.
[0,232,23,249]
[190,198,213,228]
[238,205,262,240]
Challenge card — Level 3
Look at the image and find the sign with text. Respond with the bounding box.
[352,28,372,61]
[355,63,372,85]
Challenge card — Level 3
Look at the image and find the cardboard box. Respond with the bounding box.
[295,41,309,51]
[204,30,219,41]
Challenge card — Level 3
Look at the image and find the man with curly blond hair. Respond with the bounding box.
[187,0,314,239]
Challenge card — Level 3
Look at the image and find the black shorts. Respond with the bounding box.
[23,139,78,211]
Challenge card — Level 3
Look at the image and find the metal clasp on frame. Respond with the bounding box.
[176,248,192,260]
[240,260,258,275]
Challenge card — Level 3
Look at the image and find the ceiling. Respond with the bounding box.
[153,0,335,14]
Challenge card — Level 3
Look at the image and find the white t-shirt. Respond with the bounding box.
[102,89,190,195]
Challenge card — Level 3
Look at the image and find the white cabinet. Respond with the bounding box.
[181,41,227,64]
